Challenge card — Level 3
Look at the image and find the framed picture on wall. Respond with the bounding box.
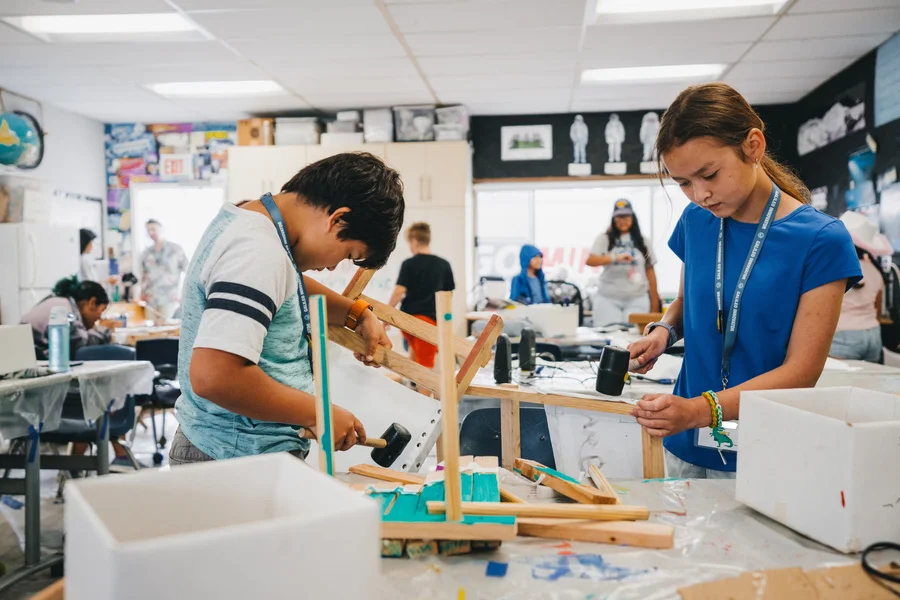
[501,125,553,161]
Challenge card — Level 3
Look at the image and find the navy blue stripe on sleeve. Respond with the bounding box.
[208,282,277,315]
[205,298,272,329]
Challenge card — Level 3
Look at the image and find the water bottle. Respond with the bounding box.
[48,306,71,373]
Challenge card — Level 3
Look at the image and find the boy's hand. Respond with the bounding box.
[332,406,367,451]
[353,309,391,368]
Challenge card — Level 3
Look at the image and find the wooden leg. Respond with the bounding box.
[500,397,520,470]
[435,434,444,463]
[436,292,462,522]
[641,428,665,479]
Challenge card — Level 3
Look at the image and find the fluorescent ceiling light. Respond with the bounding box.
[594,0,788,23]
[149,81,285,97]
[581,64,727,84]
[2,13,205,42]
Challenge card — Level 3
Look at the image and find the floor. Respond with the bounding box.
[0,410,179,599]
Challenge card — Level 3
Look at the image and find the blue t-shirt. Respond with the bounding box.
[527,276,545,304]
[666,203,862,471]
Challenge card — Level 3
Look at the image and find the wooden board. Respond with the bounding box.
[517,518,674,549]
[381,521,516,541]
[466,383,635,416]
[436,291,462,522]
[500,397,520,470]
[515,458,616,505]
[641,429,666,479]
[349,463,526,504]
[454,314,503,398]
[427,501,649,521]
[341,268,375,299]
[587,465,622,505]
[310,295,335,475]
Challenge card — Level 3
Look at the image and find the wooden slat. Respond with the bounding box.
[641,429,666,479]
[517,519,673,549]
[361,294,473,362]
[515,459,615,505]
[427,501,650,521]
[466,383,634,416]
[328,326,441,395]
[456,314,503,397]
[436,291,462,522]
[500,398,520,470]
[310,296,335,475]
[381,520,516,541]
[342,268,376,299]
[348,463,525,504]
[587,465,622,505]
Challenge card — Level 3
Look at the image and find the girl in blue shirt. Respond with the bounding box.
[628,83,862,478]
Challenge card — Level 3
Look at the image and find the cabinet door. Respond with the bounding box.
[265,146,307,192]
[425,141,469,207]
[384,143,427,207]
[227,146,306,203]
[306,143,385,165]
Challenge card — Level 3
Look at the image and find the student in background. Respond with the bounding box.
[627,83,860,478]
[21,276,111,359]
[830,211,891,363]
[586,199,662,325]
[79,228,118,288]
[140,219,188,323]
[510,244,551,305]
[388,222,455,368]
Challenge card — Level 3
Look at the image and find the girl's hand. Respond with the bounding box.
[631,394,709,437]
[627,327,668,374]
[615,253,634,264]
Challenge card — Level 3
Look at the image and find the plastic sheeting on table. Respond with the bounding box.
[0,361,154,441]
[377,479,853,600]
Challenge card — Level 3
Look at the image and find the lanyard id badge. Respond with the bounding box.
[260,193,313,368]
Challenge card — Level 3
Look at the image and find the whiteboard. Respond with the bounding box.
[51,192,103,259]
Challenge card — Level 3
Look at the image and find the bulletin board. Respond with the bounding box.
[51,192,104,259]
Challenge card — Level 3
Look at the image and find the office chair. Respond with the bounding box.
[135,338,180,465]
[458,406,556,469]
[547,280,585,326]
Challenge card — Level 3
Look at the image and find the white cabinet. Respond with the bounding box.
[227,146,306,203]
[384,143,426,206]
[305,143,385,165]
[384,141,469,207]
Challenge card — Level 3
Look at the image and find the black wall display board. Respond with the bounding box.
[471,103,797,181]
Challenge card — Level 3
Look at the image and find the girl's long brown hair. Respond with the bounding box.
[655,83,810,204]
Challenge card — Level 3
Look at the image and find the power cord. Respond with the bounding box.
[861,542,900,597]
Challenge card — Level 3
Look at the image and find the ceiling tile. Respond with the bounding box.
[188,5,391,40]
[0,66,125,87]
[173,95,311,115]
[102,61,269,84]
[579,43,748,69]
[0,0,173,16]
[790,0,900,13]
[726,77,825,97]
[388,0,586,33]
[301,91,436,111]
[570,98,669,112]
[287,76,430,96]
[767,8,900,39]
[443,88,572,106]
[231,36,406,62]
[8,84,163,104]
[418,53,577,76]
[0,42,234,67]
[48,100,199,124]
[743,34,891,61]
[176,0,372,9]
[261,57,419,80]
[0,22,41,44]
[573,83,687,102]
[430,73,575,95]
[727,56,856,79]
[405,27,581,57]
[467,101,570,116]
[584,17,775,48]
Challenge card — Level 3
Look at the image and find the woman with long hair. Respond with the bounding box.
[20,276,111,359]
[586,198,661,325]
[627,83,861,478]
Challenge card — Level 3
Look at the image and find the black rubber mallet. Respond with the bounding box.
[359,423,412,468]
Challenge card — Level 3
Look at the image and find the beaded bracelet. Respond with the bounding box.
[702,391,720,428]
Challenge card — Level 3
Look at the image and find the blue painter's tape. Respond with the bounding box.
[314,295,334,476]
[485,562,508,578]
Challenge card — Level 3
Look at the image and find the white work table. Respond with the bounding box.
[376,478,852,599]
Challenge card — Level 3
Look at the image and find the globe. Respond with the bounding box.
[0,111,43,168]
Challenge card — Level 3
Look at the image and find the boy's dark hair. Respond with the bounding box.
[281,152,404,269]
[53,276,110,305]
[407,222,431,245]
[146,219,161,227]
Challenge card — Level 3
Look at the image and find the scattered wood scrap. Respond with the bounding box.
[514,458,617,505]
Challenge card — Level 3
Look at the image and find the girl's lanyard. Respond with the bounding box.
[715,185,781,389]
[260,193,313,368]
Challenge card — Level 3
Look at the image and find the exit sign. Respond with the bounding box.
[160,154,193,181]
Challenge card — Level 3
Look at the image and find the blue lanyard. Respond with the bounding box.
[715,184,781,389]
[260,193,313,366]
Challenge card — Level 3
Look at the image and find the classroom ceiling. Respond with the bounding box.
[0,0,898,123]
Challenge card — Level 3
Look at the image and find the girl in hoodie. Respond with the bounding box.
[509,244,551,305]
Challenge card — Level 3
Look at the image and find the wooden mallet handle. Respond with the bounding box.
[360,437,387,449]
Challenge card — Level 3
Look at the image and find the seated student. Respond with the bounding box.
[170,153,404,465]
[21,276,111,359]
[388,222,455,368]
[509,244,551,305]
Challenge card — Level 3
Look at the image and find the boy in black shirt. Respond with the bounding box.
[388,222,455,368]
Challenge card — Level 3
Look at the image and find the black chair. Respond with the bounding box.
[135,338,180,465]
[547,280,585,326]
[511,341,564,363]
[458,406,556,469]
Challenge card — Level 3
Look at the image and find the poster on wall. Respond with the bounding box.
[881,183,900,252]
[797,83,866,157]
[875,31,900,128]
[501,125,553,161]
[845,147,877,210]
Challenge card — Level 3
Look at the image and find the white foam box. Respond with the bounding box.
[0,324,36,375]
[736,387,900,553]
[65,454,382,600]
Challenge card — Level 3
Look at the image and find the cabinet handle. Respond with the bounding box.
[427,176,433,202]
[419,176,424,202]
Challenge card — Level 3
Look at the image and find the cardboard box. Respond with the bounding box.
[65,454,382,600]
[736,387,900,553]
[237,118,274,146]
[0,324,36,375]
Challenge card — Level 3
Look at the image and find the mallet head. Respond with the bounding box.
[370,423,412,468]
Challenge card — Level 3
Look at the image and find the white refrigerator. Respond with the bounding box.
[0,224,80,325]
